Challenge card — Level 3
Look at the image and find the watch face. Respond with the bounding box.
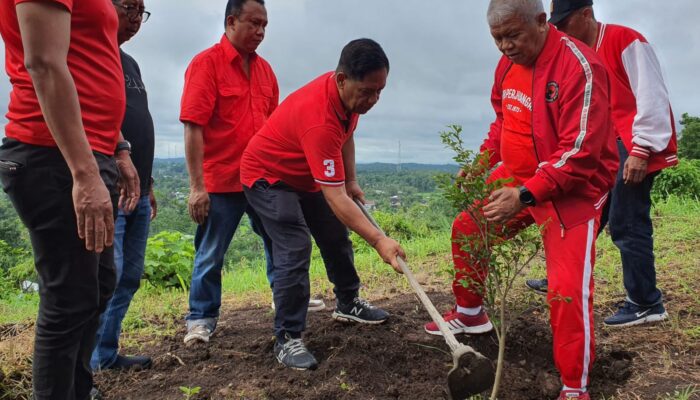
[519,188,535,205]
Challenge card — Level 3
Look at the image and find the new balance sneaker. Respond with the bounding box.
[274,334,318,370]
[184,324,211,345]
[332,297,389,324]
[603,301,668,327]
[558,390,590,399]
[271,298,327,312]
[525,278,548,295]
[424,307,493,336]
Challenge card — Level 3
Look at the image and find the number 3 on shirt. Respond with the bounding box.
[323,159,336,177]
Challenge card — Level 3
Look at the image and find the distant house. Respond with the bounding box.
[390,195,401,208]
[365,200,377,211]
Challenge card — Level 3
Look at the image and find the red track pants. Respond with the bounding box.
[451,165,599,389]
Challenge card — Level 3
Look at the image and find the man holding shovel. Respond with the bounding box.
[241,38,405,371]
[424,0,618,398]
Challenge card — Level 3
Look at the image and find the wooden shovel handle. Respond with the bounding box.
[354,198,462,351]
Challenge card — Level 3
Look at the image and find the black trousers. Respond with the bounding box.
[244,181,360,342]
[0,139,118,400]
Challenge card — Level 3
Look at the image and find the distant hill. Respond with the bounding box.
[154,158,458,173]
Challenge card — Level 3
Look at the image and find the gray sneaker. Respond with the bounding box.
[184,324,211,345]
[274,334,318,370]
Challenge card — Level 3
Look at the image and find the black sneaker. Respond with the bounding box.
[274,334,318,370]
[604,301,668,327]
[107,354,153,370]
[525,278,548,295]
[332,297,389,324]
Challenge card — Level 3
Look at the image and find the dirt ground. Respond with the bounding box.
[88,292,699,400]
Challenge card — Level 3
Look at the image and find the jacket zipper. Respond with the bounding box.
[529,64,567,238]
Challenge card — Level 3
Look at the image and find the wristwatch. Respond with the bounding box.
[518,186,536,207]
[115,140,132,155]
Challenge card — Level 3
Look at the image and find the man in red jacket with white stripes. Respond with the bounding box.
[423,0,618,398]
[528,0,677,328]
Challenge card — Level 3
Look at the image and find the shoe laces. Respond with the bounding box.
[353,297,375,309]
[613,300,638,313]
[191,325,210,335]
[284,338,308,357]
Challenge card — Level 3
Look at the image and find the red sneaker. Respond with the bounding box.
[558,390,590,399]
[423,307,493,336]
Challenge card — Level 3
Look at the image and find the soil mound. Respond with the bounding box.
[96,293,641,399]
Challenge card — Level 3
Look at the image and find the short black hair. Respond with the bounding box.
[224,0,264,28]
[336,38,390,81]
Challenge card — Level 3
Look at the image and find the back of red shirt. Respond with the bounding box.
[0,0,125,156]
[241,72,358,192]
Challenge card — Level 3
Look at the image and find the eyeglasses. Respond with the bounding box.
[113,2,151,23]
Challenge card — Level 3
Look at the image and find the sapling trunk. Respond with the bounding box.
[439,125,543,399]
[490,303,507,400]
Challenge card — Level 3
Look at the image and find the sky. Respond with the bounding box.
[0,0,698,164]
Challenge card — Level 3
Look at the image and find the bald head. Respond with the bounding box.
[487,0,545,26]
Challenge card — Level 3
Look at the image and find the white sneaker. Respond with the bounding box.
[308,298,326,312]
[184,324,211,345]
[271,298,326,312]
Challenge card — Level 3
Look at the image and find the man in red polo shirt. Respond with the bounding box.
[241,38,405,371]
[179,0,282,345]
[0,0,140,398]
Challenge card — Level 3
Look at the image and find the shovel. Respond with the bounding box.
[354,198,495,399]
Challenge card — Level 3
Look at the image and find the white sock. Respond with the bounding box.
[456,305,481,316]
[562,385,587,393]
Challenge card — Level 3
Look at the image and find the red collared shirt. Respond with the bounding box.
[241,72,359,192]
[180,34,279,193]
[0,0,125,155]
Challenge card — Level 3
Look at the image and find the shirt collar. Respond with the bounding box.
[220,34,257,64]
[327,73,351,122]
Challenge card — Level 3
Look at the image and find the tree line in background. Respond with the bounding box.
[1,114,699,295]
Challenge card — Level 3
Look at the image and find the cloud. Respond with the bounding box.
[0,0,697,163]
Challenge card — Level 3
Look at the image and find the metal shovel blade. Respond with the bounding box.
[447,345,495,400]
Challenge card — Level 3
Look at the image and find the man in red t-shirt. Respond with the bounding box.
[179,0,283,345]
[0,0,140,398]
[241,39,406,371]
[526,0,677,329]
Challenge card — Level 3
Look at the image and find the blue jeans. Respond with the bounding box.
[186,192,272,331]
[90,195,151,370]
[609,139,662,307]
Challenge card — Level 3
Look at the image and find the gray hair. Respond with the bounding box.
[487,0,545,26]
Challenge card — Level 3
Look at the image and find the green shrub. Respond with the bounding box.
[652,159,700,202]
[143,231,195,290]
[0,240,34,299]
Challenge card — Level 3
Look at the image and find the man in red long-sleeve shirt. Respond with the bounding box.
[423,1,618,398]
[527,0,677,329]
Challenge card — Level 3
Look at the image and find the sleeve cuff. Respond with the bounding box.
[630,145,650,160]
[523,173,557,204]
[179,115,207,127]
